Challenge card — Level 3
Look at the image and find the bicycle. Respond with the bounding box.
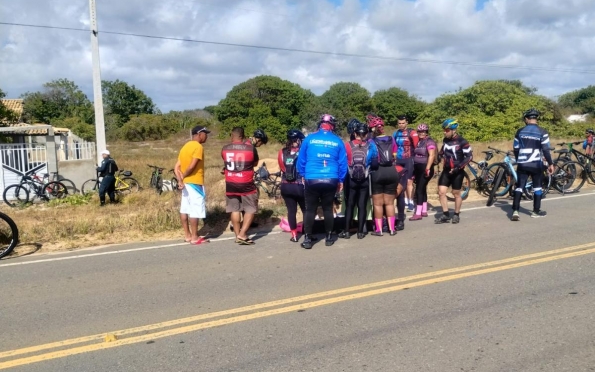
[254,162,281,199]
[0,212,19,259]
[549,144,586,194]
[169,169,180,191]
[81,170,140,195]
[553,142,595,184]
[3,173,68,207]
[45,172,77,194]
[147,164,165,194]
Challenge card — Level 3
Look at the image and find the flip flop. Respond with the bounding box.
[190,238,209,245]
[236,237,255,245]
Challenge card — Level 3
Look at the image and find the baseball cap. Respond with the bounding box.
[191,126,211,135]
[101,150,110,155]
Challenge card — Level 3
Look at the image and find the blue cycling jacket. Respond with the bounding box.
[297,129,348,183]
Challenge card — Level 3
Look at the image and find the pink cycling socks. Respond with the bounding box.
[388,216,395,231]
[422,202,428,213]
[375,219,383,232]
[415,205,423,215]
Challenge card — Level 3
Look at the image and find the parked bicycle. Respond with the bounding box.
[81,170,140,195]
[3,173,68,207]
[553,142,595,184]
[0,212,19,259]
[169,169,179,191]
[147,164,165,194]
[254,162,281,199]
[549,144,586,194]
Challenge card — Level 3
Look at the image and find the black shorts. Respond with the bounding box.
[396,158,414,181]
[438,168,465,190]
[370,166,400,195]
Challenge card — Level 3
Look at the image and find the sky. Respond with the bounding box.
[1,0,594,112]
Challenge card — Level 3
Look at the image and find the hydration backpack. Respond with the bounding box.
[349,142,369,182]
[283,150,298,182]
[374,137,395,166]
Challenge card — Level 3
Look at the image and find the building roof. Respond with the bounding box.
[0,99,24,124]
[0,123,70,135]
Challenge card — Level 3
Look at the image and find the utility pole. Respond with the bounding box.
[89,0,106,164]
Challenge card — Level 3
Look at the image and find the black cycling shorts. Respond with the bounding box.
[438,168,465,190]
[396,158,414,181]
[370,166,400,195]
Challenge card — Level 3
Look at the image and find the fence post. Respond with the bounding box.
[46,129,59,173]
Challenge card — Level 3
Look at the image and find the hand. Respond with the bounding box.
[220,167,225,175]
[548,164,554,175]
[177,178,185,190]
[337,183,343,193]
[425,168,431,177]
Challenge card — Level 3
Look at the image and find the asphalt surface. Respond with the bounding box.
[1,193,595,371]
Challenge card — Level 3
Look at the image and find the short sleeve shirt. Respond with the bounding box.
[178,141,204,185]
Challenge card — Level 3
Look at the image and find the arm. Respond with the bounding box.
[278,149,286,172]
[459,141,473,170]
[296,140,308,177]
[174,159,184,188]
[541,131,553,166]
[367,141,379,169]
[344,142,353,165]
[96,159,106,173]
[253,147,260,168]
[513,130,520,160]
[337,142,348,184]
[426,141,437,173]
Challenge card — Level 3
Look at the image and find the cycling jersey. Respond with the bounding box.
[439,135,473,170]
[393,129,419,159]
[413,137,437,164]
[221,141,259,195]
[513,124,553,169]
[296,129,348,183]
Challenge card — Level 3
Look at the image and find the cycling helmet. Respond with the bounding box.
[347,119,361,135]
[287,129,305,141]
[355,122,369,135]
[523,108,540,119]
[318,114,337,128]
[253,128,268,144]
[366,114,385,128]
[417,123,429,132]
[441,118,458,130]
[586,129,594,135]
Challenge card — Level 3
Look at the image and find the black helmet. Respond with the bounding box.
[587,129,594,135]
[253,128,268,144]
[347,119,361,135]
[523,108,540,119]
[355,122,369,135]
[287,129,305,141]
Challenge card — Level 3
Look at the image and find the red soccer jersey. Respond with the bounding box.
[221,141,259,196]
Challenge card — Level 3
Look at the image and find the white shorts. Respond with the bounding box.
[180,184,206,219]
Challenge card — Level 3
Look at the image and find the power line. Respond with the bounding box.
[2,21,595,75]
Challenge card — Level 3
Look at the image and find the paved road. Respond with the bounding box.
[1,193,595,371]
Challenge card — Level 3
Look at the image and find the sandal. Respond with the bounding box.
[236,237,255,245]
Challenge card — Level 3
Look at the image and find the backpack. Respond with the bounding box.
[283,150,298,182]
[349,142,369,182]
[374,137,395,166]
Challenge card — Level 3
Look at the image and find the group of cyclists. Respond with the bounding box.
[213,107,558,249]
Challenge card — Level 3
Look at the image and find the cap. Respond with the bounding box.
[191,126,211,135]
[101,150,110,155]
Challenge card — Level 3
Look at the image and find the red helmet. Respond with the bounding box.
[366,114,384,128]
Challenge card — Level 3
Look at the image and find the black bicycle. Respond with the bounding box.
[0,212,19,259]
[3,174,68,207]
[254,162,281,199]
[554,142,595,184]
[147,164,166,194]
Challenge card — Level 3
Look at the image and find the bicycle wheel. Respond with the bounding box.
[43,181,68,200]
[523,170,551,201]
[3,185,29,208]
[446,171,470,202]
[555,161,586,194]
[156,176,163,195]
[487,168,504,207]
[0,212,19,259]
[57,178,77,194]
[171,177,179,191]
[81,179,99,195]
[486,163,512,197]
[116,177,140,194]
[586,161,595,184]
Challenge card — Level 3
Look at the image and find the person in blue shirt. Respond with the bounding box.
[297,114,348,249]
[511,108,554,221]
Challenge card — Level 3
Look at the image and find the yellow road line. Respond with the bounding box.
[2,241,595,361]
[1,245,595,369]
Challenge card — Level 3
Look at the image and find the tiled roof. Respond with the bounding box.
[0,123,70,135]
[1,99,24,116]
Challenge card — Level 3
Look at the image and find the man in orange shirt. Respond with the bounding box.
[175,125,210,244]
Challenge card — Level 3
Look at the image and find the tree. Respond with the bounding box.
[52,117,96,141]
[559,85,595,115]
[102,80,157,126]
[215,75,316,142]
[418,80,564,142]
[0,88,18,124]
[319,82,374,126]
[21,79,94,124]
[372,87,426,124]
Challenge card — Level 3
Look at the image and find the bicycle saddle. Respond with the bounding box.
[481,151,493,155]
[553,148,569,154]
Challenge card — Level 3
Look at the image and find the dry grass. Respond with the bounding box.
[2,135,583,256]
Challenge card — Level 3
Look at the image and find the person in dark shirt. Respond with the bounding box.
[436,119,472,224]
[511,108,555,221]
[96,149,118,206]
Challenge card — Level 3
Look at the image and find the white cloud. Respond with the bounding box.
[0,0,594,111]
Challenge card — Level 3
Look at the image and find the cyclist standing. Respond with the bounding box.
[410,123,437,221]
[511,108,555,221]
[393,115,419,217]
[278,129,306,242]
[247,128,268,148]
[339,121,378,239]
[584,129,594,156]
[96,150,118,206]
[297,114,347,249]
[436,118,473,224]
[221,127,260,245]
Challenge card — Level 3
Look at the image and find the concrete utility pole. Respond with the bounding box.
[89,0,107,164]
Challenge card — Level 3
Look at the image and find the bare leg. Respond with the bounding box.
[181,213,191,241]
[372,195,384,219]
[382,194,396,217]
[230,212,242,238]
[238,213,255,240]
[438,185,449,213]
[406,179,413,201]
[452,189,462,213]
[189,217,199,242]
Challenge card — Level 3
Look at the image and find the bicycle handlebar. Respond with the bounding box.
[487,147,513,156]
[147,164,165,170]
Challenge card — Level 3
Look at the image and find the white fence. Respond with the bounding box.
[58,141,95,161]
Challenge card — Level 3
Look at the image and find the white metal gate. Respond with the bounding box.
[0,143,48,193]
